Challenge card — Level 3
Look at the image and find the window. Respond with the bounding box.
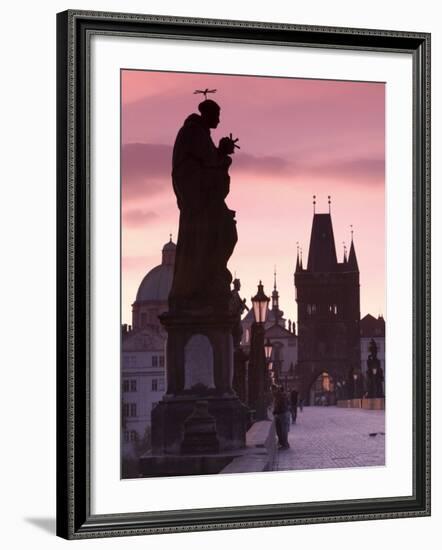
[245,328,250,343]
[123,403,137,417]
[152,355,158,367]
[329,304,337,315]
[152,379,158,391]
[124,431,138,442]
[159,355,165,367]
[159,378,165,391]
[123,379,136,392]
[140,312,147,327]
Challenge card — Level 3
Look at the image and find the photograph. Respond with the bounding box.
[120,70,386,479]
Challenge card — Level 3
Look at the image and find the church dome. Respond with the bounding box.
[135,238,176,303]
[135,264,174,302]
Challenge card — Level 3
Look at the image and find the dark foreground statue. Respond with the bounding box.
[146,99,248,468]
[168,99,238,313]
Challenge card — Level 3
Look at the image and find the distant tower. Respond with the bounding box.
[294,205,360,404]
[270,267,283,325]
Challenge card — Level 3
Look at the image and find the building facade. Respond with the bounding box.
[121,238,176,454]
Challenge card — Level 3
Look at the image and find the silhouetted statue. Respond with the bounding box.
[169,99,239,313]
[230,278,249,348]
[367,339,384,398]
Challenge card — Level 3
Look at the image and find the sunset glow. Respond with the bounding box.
[121,70,385,326]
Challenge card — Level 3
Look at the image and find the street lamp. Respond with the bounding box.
[248,282,270,420]
[264,338,273,362]
[251,281,270,324]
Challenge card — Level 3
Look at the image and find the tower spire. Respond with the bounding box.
[328,195,331,214]
[343,241,347,263]
[348,226,359,271]
[295,242,301,272]
[271,268,281,325]
[313,195,316,214]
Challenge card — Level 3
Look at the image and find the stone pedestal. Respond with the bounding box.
[152,394,247,454]
[149,311,248,459]
[180,400,219,454]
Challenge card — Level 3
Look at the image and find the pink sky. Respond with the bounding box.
[121,70,385,326]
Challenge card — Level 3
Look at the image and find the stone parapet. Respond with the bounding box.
[362,398,385,410]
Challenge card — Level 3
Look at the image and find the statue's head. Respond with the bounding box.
[233,278,241,291]
[198,99,221,128]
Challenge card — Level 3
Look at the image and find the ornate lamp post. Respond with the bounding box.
[248,281,270,420]
[264,338,273,363]
[252,281,270,323]
[264,338,274,405]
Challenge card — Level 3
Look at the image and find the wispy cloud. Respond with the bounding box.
[123,209,158,227]
[122,143,172,178]
[303,156,385,183]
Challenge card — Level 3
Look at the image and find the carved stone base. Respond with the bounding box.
[180,400,219,454]
[151,394,248,455]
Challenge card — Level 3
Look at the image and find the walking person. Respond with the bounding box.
[271,385,291,450]
[290,388,298,424]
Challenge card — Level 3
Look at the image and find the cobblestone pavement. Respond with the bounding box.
[273,406,385,472]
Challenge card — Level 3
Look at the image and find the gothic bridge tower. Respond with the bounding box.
[294,204,360,404]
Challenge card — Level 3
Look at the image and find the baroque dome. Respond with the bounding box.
[134,238,176,303]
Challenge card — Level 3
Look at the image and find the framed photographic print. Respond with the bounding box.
[56,10,430,539]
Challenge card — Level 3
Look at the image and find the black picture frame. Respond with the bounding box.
[56,9,431,540]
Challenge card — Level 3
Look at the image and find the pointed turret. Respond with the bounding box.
[271,267,279,311]
[295,242,302,273]
[270,267,284,325]
[347,239,359,272]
